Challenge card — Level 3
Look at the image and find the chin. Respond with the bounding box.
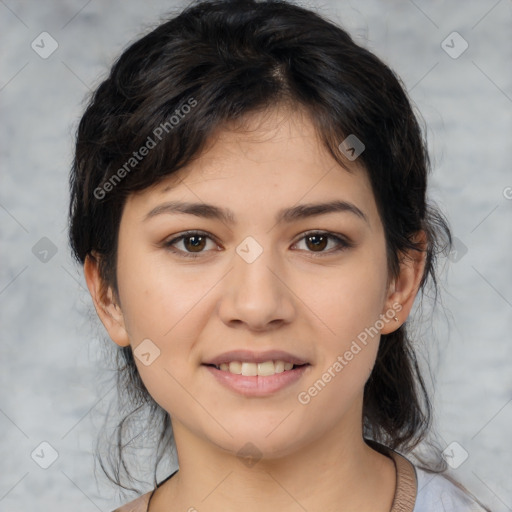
[206,418,312,462]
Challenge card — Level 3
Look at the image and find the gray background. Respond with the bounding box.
[1,0,511,510]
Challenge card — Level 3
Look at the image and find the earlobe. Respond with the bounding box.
[83,254,131,347]
[380,231,427,335]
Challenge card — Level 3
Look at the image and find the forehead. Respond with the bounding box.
[166,106,356,181]
[124,106,380,227]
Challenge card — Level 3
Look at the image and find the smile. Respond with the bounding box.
[210,360,302,376]
[203,362,310,396]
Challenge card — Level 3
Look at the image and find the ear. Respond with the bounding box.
[380,231,427,334]
[83,253,131,347]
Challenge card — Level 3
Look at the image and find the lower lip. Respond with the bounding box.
[203,365,310,397]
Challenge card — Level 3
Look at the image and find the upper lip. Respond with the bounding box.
[203,350,309,366]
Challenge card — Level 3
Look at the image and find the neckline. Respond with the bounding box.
[147,469,178,511]
[379,444,418,511]
[147,442,417,512]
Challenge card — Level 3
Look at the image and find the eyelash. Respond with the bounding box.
[162,230,353,259]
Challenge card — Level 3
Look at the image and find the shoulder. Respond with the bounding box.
[413,467,487,512]
[111,490,153,512]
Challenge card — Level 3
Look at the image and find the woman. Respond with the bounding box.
[68,1,490,510]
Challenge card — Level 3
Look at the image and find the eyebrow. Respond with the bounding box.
[144,199,368,225]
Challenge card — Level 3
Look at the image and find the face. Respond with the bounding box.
[92,106,408,460]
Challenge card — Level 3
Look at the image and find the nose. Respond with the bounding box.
[217,239,296,331]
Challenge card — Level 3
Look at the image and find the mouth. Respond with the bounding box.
[204,360,309,377]
[202,350,311,396]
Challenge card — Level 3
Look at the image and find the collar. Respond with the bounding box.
[366,440,418,512]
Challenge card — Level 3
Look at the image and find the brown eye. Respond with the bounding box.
[305,234,329,252]
[183,235,207,252]
[163,231,218,259]
[294,231,352,256]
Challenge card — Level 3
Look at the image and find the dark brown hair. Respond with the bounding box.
[69,0,460,497]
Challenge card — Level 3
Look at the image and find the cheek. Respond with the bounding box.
[304,253,388,346]
[117,252,210,341]
[295,276,386,424]
[295,247,389,395]
[115,256,217,410]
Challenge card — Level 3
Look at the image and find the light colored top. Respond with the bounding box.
[414,467,487,511]
[111,445,488,512]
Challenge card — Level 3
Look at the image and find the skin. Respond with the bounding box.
[85,105,426,512]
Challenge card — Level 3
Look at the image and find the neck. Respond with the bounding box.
[153,411,396,511]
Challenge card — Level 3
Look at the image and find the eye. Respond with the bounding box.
[293,231,352,256]
[162,230,352,259]
[163,231,220,259]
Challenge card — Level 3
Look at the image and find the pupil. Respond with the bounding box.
[307,235,327,251]
[187,236,205,251]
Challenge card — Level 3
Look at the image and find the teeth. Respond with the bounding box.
[215,360,301,376]
[229,361,242,374]
[257,361,275,376]
[241,362,258,376]
[274,361,285,373]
